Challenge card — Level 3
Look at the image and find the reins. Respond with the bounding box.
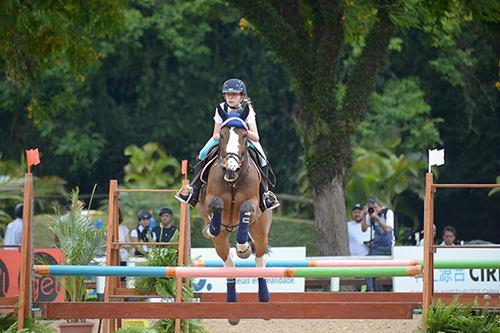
[219,130,251,232]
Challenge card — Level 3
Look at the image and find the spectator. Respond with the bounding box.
[4,204,23,250]
[116,208,131,282]
[361,195,394,292]
[130,209,153,256]
[418,224,437,246]
[152,206,178,245]
[117,208,131,264]
[347,203,371,292]
[347,204,371,256]
[440,226,457,246]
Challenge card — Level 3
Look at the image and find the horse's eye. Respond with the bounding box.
[242,133,248,140]
[220,133,225,140]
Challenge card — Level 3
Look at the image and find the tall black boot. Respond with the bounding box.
[175,160,203,208]
[259,165,280,211]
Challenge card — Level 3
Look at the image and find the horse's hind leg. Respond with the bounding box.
[235,201,254,259]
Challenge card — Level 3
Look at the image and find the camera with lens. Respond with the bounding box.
[368,206,375,214]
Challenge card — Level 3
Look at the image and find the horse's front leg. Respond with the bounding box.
[210,220,240,326]
[202,197,224,239]
[236,201,255,259]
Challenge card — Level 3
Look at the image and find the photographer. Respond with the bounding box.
[361,195,394,291]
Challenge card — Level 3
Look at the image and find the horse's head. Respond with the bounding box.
[218,104,250,182]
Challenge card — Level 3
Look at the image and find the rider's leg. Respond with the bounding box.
[175,139,218,208]
[175,160,202,208]
[260,164,280,211]
[249,141,280,211]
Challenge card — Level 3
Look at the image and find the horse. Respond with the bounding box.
[196,104,272,325]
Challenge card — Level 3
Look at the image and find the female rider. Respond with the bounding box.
[175,78,279,211]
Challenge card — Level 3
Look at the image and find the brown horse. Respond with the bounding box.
[196,105,272,325]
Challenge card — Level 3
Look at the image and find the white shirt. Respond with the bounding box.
[130,225,156,252]
[214,102,256,124]
[347,220,371,256]
[118,224,130,261]
[118,224,130,243]
[4,218,23,250]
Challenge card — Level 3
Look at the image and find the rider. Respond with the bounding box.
[175,78,279,211]
[130,209,153,256]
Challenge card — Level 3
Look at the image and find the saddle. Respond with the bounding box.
[196,145,275,190]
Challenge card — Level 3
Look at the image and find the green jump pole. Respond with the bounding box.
[421,260,500,270]
[33,265,422,278]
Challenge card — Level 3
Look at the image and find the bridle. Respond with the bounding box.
[218,125,252,232]
[218,131,249,171]
[218,116,250,176]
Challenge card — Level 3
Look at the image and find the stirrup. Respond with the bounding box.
[263,191,280,211]
[175,185,194,206]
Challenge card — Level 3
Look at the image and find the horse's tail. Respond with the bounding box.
[248,233,256,254]
[248,234,272,255]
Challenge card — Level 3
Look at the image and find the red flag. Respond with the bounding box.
[181,160,187,175]
[26,149,40,173]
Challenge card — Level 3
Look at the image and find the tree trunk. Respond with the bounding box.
[311,174,350,256]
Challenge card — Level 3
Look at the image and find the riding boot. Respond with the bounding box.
[259,164,280,212]
[175,160,203,208]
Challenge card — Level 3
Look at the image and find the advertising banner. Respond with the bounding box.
[393,246,500,293]
[191,247,306,293]
[0,249,64,301]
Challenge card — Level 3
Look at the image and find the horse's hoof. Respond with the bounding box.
[236,243,252,259]
[202,225,215,239]
[228,318,240,325]
[237,248,251,259]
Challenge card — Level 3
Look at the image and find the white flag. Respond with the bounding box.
[428,149,445,172]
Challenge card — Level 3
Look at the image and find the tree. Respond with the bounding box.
[0,0,301,195]
[0,0,125,90]
[225,0,500,255]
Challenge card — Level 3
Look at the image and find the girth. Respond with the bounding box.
[220,160,251,232]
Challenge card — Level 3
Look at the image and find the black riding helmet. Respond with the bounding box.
[137,209,152,221]
[158,206,173,217]
[222,78,247,96]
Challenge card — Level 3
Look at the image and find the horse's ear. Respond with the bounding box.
[217,105,228,121]
[239,104,249,121]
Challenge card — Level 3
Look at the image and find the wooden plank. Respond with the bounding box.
[18,173,34,329]
[110,290,499,303]
[194,292,423,303]
[37,301,420,320]
[0,297,18,307]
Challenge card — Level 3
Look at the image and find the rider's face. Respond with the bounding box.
[139,217,150,228]
[224,93,244,108]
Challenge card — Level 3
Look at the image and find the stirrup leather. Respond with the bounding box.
[262,191,280,211]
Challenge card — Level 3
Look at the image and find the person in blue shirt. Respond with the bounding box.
[361,195,394,291]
